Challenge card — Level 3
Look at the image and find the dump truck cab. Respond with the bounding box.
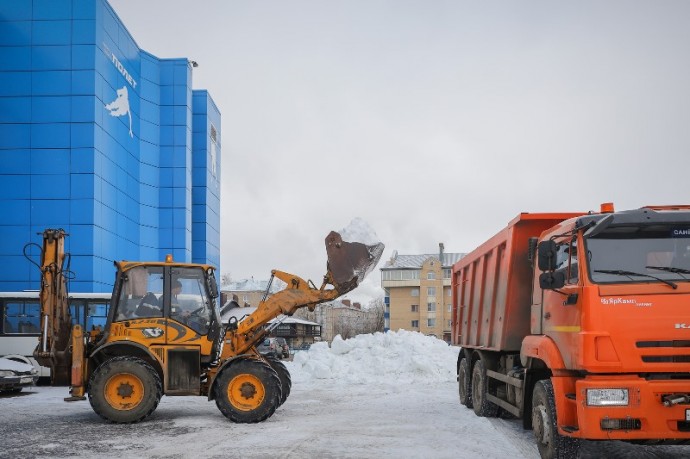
[529,205,690,443]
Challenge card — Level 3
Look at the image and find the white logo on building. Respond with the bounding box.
[105,86,133,138]
[102,42,137,138]
[210,124,218,178]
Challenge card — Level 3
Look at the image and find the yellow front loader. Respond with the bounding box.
[29,227,383,423]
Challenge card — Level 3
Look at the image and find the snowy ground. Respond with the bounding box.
[1,331,690,458]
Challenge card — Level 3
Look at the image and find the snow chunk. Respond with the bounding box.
[338,217,381,246]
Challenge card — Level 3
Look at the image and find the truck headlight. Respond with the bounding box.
[586,388,629,406]
[0,370,14,377]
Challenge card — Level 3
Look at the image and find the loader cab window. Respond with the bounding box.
[169,267,213,335]
[114,266,165,321]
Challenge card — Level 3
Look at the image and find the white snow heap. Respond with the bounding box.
[338,217,381,246]
[286,330,459,387]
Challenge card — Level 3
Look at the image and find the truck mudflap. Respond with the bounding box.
[568,376,690,441]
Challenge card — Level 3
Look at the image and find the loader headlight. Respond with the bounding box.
[586,388,629,406]
[0,370,14,377]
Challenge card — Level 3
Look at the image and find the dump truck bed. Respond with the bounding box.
[451,212,581,351]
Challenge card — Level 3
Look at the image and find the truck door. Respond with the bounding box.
[540,238,582,368]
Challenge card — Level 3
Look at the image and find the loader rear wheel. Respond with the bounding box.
[214,359,281,423]
[266,356,292,406]
[532,379,580,459]
[88,356,162,424]
[471,359,498,417]
[458,358,472,408]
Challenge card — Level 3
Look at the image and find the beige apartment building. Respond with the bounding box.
[381,244,464,342]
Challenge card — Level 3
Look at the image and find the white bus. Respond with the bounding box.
[0,291,111,378]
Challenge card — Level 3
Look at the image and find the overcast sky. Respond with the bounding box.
[109,1,690,303]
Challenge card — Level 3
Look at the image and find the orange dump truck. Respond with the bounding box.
[452,204,690,458]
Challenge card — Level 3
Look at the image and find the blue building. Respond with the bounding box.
[0,0,221,293]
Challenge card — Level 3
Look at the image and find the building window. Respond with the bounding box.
[427,287,436,296]
[427,302,436,312]
[447,303,451,312]
[411,304,419,312]
[443,268,451,279]
[446,287,451,297]
[382,269,421,281]
[411,320,419,328]
[427,318,436,327]
[448,320,452,327]
[242,295,248,302]
[411,288,419,297]
[427,271,435,280]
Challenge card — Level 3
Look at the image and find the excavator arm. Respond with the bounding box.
[30,229,73,385]
[224,230,384,357]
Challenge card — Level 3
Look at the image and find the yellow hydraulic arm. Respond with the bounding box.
[223,230,384,358]
[30,229,73,385]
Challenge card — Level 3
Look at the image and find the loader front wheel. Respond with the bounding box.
[88,356,162,423]
[214,359,281,423]
[266,356,292,406]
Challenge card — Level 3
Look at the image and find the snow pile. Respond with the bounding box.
[338,217,381,246]
[286,330,459,387]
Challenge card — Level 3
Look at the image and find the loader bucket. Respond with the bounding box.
[325,231,385,295]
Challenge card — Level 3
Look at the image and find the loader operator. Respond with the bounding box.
[170,279,202,329]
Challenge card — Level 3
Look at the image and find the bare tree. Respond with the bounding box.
[333,318,354,340]
[363,297,385,334]
[221,273,232,286]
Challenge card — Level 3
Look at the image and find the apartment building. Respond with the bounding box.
[381,244,464,342]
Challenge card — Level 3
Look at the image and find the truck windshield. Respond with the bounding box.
[586,224,690,285]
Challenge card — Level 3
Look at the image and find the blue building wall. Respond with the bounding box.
[0,0,221,293]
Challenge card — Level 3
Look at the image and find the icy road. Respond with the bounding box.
[2,331,690,458]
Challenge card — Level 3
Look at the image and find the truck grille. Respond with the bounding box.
[637,340,690,348]
[642,355,690,363]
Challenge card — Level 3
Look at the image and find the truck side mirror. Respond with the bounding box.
[537,240,558,271]
[539,271,566,290]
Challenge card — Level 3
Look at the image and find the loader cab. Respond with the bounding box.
[105,261,223,363]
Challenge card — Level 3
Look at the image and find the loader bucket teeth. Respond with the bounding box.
[325,231,385,294]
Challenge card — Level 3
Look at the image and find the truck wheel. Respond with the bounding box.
[214,359,281,423]
[88,356,162,423]
[458,358,472,408]
[266,356,292,406]
[532,379,580,459]
[471,359,498,417]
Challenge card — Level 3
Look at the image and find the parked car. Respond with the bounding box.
[257,337,282,359]
[275,337,290,359]
[0,357,38,394]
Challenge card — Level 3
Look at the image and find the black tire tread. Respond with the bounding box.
[88,356,162,424]
[471,359,499,417]
[458,357,472,408]
[532,379,580,459]
[266,356,292,406]
[214,359,281,423]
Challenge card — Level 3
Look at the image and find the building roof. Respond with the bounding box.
[220,306,320,327]
[220,278,282,293]
[382,252,465,269]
